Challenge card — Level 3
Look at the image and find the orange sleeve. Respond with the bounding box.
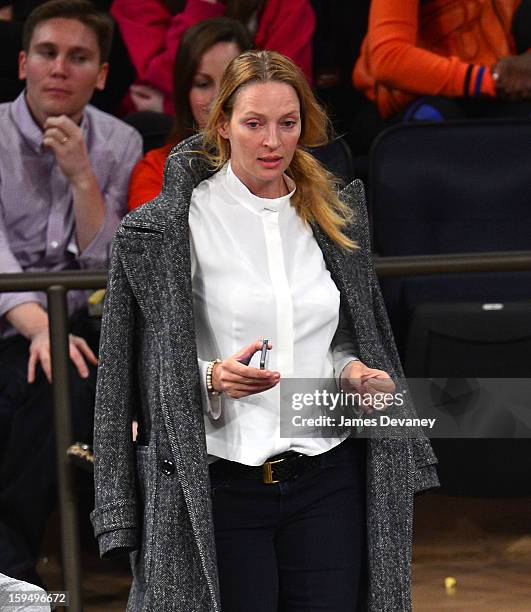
[366,0,495,98]
[127,146,169,211]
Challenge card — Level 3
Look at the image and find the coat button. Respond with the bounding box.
[161,459,175,475]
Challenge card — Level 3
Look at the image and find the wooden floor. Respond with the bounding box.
[38,493,531,611]
[412,495,531,611]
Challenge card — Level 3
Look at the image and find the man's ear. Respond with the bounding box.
[18,50,27,81]
[95,62,109,91]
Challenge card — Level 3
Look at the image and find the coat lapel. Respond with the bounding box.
[116,223,167,339]
[311,217,366,342]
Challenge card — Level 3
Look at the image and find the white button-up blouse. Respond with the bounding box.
[189,163,357,465]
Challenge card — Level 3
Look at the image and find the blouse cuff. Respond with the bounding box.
[335,356,359,389]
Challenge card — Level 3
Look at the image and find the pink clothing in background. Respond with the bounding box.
[112,0,315,114]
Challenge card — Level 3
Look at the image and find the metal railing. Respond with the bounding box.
[1,249,531,611]
[0,271,106,612]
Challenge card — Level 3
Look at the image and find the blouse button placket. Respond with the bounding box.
[261,208,294,376]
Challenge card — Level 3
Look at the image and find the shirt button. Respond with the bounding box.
[160,459,175,476]
[50,240,59,249]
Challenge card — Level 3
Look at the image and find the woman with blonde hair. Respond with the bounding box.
[91,50,438,611]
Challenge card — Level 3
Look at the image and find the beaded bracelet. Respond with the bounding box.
[206,359,222,395]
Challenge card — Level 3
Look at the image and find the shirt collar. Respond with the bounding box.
[11,91,89,154]
[225,161,296,215]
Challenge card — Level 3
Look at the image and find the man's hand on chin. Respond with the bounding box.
[42,114,93,185]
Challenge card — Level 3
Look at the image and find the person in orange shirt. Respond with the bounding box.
[128,17,252,210]
[352,0,531,133]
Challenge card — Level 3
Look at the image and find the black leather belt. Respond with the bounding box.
[210,449,328,485]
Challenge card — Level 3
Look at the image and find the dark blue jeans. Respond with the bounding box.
[0,311,98,578]
[209,439,366,612]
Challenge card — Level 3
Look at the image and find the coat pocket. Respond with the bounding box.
[130,444,159,585]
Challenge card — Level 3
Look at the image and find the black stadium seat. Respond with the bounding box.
[369,120,531,353]
[369,120,531,496]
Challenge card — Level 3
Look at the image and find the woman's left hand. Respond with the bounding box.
[340,360,395,413]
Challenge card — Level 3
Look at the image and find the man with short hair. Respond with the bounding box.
[0,0,142,585]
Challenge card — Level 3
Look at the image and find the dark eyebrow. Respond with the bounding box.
[68,46,93,55]
[33,42,57,51]
[33,42,94,55]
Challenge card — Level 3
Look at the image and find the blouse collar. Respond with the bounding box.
[224,162,296,215]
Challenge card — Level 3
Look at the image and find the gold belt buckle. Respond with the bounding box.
[262,457,285,484]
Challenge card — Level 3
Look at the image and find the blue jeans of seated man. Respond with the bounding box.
[209,438,366,612]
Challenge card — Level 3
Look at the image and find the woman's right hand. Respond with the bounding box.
[212,340,280,399]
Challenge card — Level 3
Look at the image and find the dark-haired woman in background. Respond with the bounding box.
[111,0,315,114]
[127,17,251,210]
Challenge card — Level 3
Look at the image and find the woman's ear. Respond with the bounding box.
[218,114,230,140]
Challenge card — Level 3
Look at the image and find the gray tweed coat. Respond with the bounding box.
[91,135,439,611]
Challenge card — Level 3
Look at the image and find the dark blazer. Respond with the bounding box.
[91,135,439,611]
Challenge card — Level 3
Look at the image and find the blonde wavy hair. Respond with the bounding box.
[202,50,356,250]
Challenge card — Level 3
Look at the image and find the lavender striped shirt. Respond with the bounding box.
[0,92,142,337]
